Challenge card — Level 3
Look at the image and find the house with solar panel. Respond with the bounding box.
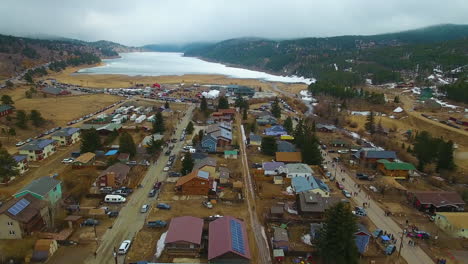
[0,194,49,239]
[208,216,251,263]
[18,139,57,161]
[14,177,62,206]
[165,216,204,256]
[51,127,81,146]
[175,170,213,195]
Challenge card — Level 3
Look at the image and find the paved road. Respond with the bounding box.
[323,153,434,264]
[237,115,272,264]
[84,104,195,264]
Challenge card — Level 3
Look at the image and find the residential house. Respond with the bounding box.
[19,139,57,161]
[0,104,13,117]
[13,155,28,175]
[175,170,212,195]
[285,163,314,178]
[296,192,340,218]
[262,162,286,176]
[72,152,96,167]
[14,177,62,206]
[256,115,277,126]
[141,134,164,147]
[210,129,232,147]
[408,191,465,213]
[248,133,262,146]
[97,163,131,188]
[31,239,58,262]
[0,194,49,239]
[270,206,284,218]
[219,167,230,184]
[276,152,302,163]
[201,135,218,152]
[218,108,237,118]
[165,216,204,256]
[331,139,347,147]
[226,85,255,97]
[208,216,251,264]
[194,157,218,179]
[377,160,416,179]
[202,123,233,151]
[434,212,468,238]
[224,150,238,159]
[291,176,330,197]
[51,127,80,146]
[211,112,232,122]
[316,124,336,133]
[273,176,283,185]
[265,125,287,136]
[117,153,130,163]
[277,141,295,152]
[273,227,289,251]
[80,123,122,135]
[41,86,70,96]
[355,224,371,254]
[353,148,397,165]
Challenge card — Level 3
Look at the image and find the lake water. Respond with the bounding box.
[77,52,314,84]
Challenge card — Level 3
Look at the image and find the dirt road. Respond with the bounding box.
[84,104,195,264]
[237,115,272,264]
[324,152,434,264]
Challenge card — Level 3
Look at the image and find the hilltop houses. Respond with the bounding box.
[18,139,57,161]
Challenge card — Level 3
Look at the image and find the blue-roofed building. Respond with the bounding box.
[248,133,262,146]
[51,127,81,146]
[277,141,296,152]
[13,155,28,175]
[201,135,217,153]
[291,176,330,197]
[105,149,119,156]
[262,162,286,175]
[354,224,371,254]
[353,148,397,166]
[264,125,287,136]
[18,139,57,161]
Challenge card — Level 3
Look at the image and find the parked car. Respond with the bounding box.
[99,187,113,194]
[163,167,170,172]
[342,190,352,198]
[118,240,132,255]
[140,204,150,213]
[336,182,345,190]
[407,231,430,239]
[165,150,171,156]
[153,182,162,190]
[147,220,167,228]
[112,190,128,197]
[107,211,119,217]
[168,171,181,177]
[126,161,137,166]
[202,201,213,209]
[148,189,157,197]
[156,203,171,210]
[62,158,75,164]
[82,218,99,226]
[352,207,367,217]
[15,141,25,147]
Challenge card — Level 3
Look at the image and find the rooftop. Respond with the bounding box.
[208,216,251,260]
[51,127,80,137]
[13,155,27,163]
[165,216,204,245]
[377,160,416,170]
[298,192,340,213]
[262,161,285,171]
[276,152,302,163]
[0,194,46,223]
[16,177,61,197]
[74,152,96,164]
[0,104,13,112]
[412,191,465,207]
[285,163,313,175]
[19,139,56,151]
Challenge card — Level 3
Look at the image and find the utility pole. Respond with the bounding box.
[113,247,118,264]
[397,230,405,263]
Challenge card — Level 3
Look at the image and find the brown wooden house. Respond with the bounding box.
[175,170,211,195]
[377,159,416,179]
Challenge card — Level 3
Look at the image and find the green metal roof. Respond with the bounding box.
[382,162,415,171]
[224,150,238,155]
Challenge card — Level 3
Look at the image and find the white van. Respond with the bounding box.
[118,240,131,254]
[104,195,126,203]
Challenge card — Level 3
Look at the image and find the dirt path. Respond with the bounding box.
[237,115,271,264]
[84,103,195,264]
[324,152,434,264]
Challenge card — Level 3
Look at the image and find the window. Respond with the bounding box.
[53,186,57,192]
[7,222,13,226]
[9,230,15,235]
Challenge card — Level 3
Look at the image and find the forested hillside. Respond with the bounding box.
[185,24,468,85]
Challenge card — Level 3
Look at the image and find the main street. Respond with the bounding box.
[85,103,195,264]
[323,152,434,264]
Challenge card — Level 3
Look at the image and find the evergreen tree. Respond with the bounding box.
[119,132,136,157]
[5,80,13,88]
[318,202,359,264]
[15,110,28,129]
[413,131,434,171]
[29,110,45,127]
[235,95,245,108]
[198,129,204,143]
[394,95,400,103]
[186,121,194,134]
[250,121,257,133]
[181,152,194,175]
[24,72,33,83]
[146,136,163,155]
[80,128,102,153]
[0,148,19,180]
[1,95,14,105]
[271,97,281,118]
[242,108,248,120]
[365,111,375,134]
[261,136,277,156]
[293,119,305,148]
[164,101,170,109]
[283,117,293,134]
[437,140,455,171]
[152,112,165,133]
[218,96,229,109]
[302,133,323,165]
[200,96,208,114]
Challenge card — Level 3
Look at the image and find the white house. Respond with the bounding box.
[285,163,314,178]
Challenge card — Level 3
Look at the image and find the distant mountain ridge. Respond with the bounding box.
[142,42,213,52]
[184,24,468,84]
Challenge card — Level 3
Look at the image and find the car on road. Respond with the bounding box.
[337,149,349,154]
[15,141,25,147]
[336,182,344,190]
[168,171,181,177]
[25,138,33,143]
[141,204,150,213]
[202,201,213,209]
[163,167,170,172]
[107,211,119,218]
[148,189,158,197]
[356,173,374,181]
[165,150,171,156]
[342,190,352,198]
[147,220,167,228]
[118,240,132,255]
[407,231,430,239]
[82,218,99,226]
[352,206,367,217]
[156,203,171,210]
[61,158,75,164]
[154,182,162,190]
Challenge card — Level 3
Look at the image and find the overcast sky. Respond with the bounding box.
[1,0,468,46]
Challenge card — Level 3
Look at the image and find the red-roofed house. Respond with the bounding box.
[165,216,204,256]
[208,216,251,263]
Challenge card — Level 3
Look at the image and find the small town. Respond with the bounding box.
[1,2,468,264]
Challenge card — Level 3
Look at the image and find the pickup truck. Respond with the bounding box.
[147,220,167,228]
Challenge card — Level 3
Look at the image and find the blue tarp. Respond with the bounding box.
[105,149,118,156]
[381,235,390,241]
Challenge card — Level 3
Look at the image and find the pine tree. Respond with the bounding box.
[218,96,229,109]
[186,121,194,134]
[1,95,14,105]
[413,131,434,171]
[261,136,277,156]
[235,95,245,108]
[0,148,19,180]
[24,72,33,83]
[119,132,136,157]
[242,108,248,120]
[293,119,305,148]
[302,134,323,165]
[200,96,208,113]
[5,80,13,88]
[365,111,375,134]
[152,112,165,133]
[437,140,455,171]
[394,95,400,103]
[15,110,28,129]
[250,121,257,133]
[80,128,102,153]
[198,129,204,143]
[164,101,170,109]
[181,152,194,175]
[271,97,281,118]
[318,202,359,264]
[29,110,45,127]
[283,117,293,134]
[146,136,163,155]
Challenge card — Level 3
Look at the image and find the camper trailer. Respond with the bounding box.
[104,195,127,203]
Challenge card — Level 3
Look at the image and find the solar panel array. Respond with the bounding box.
[7,198,31,216]
[230,219,245,255]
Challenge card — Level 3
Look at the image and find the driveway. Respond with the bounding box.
[323,152,434,264]
[84,103,195,264]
